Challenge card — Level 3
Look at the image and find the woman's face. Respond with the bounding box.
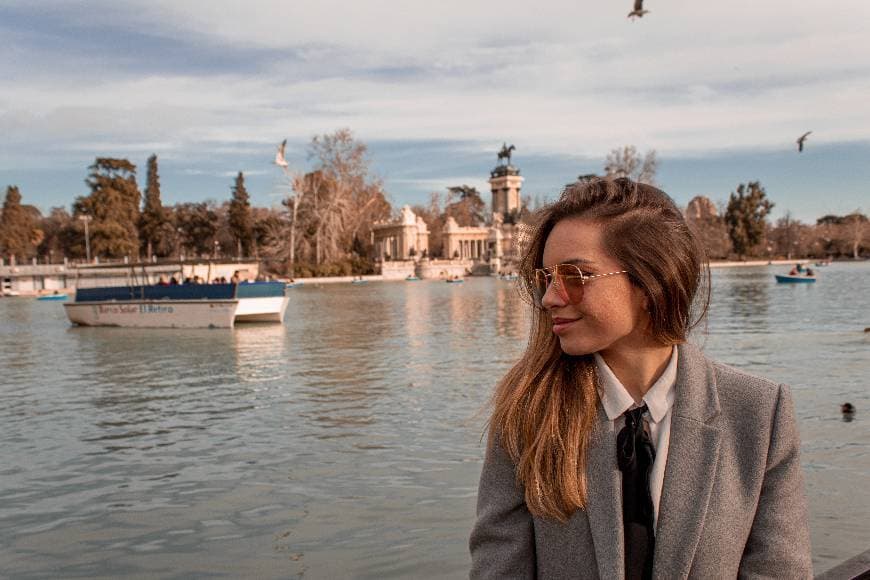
[540,217,651,357]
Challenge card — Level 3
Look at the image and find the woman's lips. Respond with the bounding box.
[552,317,580,334]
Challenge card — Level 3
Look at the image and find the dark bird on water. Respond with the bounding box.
[797,131,812,152]
[842,403,855,414]
[628,0,649,19]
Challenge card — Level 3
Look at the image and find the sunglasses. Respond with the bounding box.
[532,263,628,307]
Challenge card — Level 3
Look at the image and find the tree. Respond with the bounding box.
[307,129,390,263]
[139,154,174,259]
[769,211,802,259]
[819,211,869,258]
[724,181,774,258]
[280,129,390,271]
[38,206,76,262]
[842,212,867,259]
[74,158,141,259]
[228,171,254,258]
[0,185,38,261]
[173,202,218,257]
[445,185,486,226]
[412,191,444,258]
[604,146,658,185]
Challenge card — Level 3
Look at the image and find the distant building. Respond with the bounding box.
[370,144,534,277]
[371,205,429,261]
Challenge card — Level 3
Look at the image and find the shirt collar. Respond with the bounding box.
[593,347,678,424]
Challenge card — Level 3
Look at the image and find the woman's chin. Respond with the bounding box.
[557,338,597,357]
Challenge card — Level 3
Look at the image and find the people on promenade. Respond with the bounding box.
[470,177,812,579]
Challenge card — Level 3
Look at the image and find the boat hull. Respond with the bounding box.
[775,275,816,284]
[37,294,68,301]
[234,295,290,323]
[64,300,238,328]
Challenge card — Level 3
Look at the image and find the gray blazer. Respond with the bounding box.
[469,342,812,579]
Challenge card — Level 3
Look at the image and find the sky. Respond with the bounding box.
[1,0,869,224]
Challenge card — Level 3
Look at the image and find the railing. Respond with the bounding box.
[817,547,870,580]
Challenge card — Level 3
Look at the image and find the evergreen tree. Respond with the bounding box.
[0,185,35,261]
[140,154,173,258]
[74,158,141,259]
[228,171,254,258]
[38,207,75,262]
[174,202,218,257]
[724,181,774,258]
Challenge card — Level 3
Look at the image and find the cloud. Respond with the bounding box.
[2,0,870,223]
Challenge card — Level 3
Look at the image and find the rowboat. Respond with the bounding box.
[774,274,816,284]
[37,293,68,301]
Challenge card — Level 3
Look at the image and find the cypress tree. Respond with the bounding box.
[228,171,254,258]
[0,185,33,261]
[140,154,172,259]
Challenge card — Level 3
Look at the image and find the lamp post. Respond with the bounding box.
[78,215,92,263]
[176,227,185,261]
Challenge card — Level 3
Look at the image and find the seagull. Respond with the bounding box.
[628,0,649,19]
[796,131,812,153]
[274,139,289,167]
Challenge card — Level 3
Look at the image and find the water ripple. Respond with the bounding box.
[1,265,868,577]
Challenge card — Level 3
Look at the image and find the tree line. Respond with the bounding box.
[0,137,867,275]
[0,130,394,276]
[686,181,867,260]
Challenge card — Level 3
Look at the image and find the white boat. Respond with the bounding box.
[63,281,289,328]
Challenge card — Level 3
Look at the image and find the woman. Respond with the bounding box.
[469,178,811,579]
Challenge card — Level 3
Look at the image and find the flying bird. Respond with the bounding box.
[796,131,812,153]
[628,0,649,19]
[274,139,289,167]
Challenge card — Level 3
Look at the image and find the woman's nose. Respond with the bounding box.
[540,280,567,310]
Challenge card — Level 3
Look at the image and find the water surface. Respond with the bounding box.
[1,262,868,578]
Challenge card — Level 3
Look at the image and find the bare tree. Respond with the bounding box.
[841,211,868,258]
[273,140,304,275]
[604,145,658,185]
[276,129,390,272]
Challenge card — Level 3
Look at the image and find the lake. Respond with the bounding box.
[1,262,868,578]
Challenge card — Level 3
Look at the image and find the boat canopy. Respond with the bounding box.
[74,281,287,302]
[75,284,235,302]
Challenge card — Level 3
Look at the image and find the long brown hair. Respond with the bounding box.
[488,177,710,522]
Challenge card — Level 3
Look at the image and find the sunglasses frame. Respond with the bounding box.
[532,263,628,307]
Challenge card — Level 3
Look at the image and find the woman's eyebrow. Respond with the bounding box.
[563,258,595,266]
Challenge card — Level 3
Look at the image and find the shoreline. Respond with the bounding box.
[709,259,811,268]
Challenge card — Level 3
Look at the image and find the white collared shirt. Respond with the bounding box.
[593,347,678,531]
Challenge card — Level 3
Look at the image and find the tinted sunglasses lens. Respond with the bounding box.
[532,270,549,307]
[555,265,584,304]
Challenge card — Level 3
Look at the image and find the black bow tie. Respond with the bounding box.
[617,404,656,580]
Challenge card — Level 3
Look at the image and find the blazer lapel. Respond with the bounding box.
[585,402,624,580]
[652,342,722,579]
